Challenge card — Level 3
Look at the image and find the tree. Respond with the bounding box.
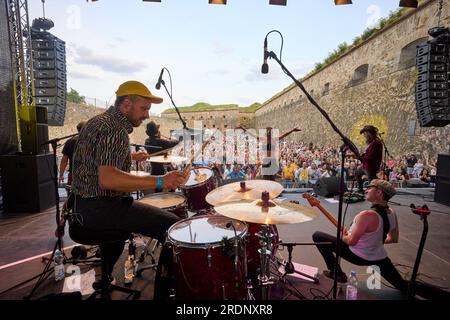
[66,88,86,104]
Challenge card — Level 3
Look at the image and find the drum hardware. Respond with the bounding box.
[226,221,239,275]
[256,192,275,300]
[246,279,256,300]
[257,224,275,300]
[207,246,212,268]
[277,243,319,284]
[136,238,160,276]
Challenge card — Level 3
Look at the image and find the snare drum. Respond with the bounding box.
[167,215,248,300]
[180,166,217,211]
[138,193,187,219]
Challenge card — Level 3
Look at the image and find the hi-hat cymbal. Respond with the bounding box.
[206,180,283,206]
[147,155,187,163]
[214,199,318,225]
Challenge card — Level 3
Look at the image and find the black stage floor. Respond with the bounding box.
[0,187,448,300]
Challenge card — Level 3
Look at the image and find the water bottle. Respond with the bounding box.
[54,249,65,281]
[346,271,358,300]
[124,255,135,284]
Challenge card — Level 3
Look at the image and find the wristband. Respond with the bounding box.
[157,176,163,191]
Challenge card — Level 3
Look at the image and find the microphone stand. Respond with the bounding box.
[25,132,78,299]
[160,79,188,131]
[265,49,362,300]
[378,134,391,172]
[158,71,193,162]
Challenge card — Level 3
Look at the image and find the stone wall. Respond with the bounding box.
[162,108,241,131]
[254,0,449,160]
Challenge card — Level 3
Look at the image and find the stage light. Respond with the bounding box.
[209,0,227,4]
[334,0,352,5]
[399,0,418,8]
[269,0,287,6]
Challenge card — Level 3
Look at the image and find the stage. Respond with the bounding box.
[0,187,448,300]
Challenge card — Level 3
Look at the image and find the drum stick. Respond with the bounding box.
[148,146,176,157]
[182,131,216,176]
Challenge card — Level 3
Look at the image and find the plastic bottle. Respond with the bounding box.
[346,270,358,300]
[124,255,135,284]
[124,239,136,284]
[54,249,65,281]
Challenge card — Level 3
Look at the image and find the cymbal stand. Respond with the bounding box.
[257,224,274,300]
[280,244,319,284]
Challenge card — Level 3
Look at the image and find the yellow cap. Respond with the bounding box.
[115,80,163,104]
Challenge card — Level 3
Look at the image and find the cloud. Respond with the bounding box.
[70,44,146,74]
[211,41,234,55]
[244,65,281,82]
[69,69,99,80]
[206,69,232,76]
[290,62,315,78]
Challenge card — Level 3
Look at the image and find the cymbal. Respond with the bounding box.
[206,180,283,206]
[147,155,187,163]
[214,199,318,225]
[129,170,150,177]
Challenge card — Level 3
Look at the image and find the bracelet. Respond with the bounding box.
[157,176,163,191]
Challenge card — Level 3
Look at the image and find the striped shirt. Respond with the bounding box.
[72,106,133,198]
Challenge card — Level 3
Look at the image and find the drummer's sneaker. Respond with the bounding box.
[323,270,348,283]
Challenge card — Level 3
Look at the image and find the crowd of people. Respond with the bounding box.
[167,139,437,189]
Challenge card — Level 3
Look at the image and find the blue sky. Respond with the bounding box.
[28,0,401,114]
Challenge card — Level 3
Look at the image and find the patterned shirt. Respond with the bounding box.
[72,106,133,198]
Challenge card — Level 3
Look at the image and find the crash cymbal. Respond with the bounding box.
[213,199,318,225]
[206,180,283,206]
[129,170,150,177]
[147,155,187,163]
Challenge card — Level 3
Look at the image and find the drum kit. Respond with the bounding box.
[132,155,319,300]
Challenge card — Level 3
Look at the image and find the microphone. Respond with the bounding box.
[155,68,164,90]
[261,37,269,74]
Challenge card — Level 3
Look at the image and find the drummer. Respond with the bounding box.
[72,80,188,273]
[144,121,180,176]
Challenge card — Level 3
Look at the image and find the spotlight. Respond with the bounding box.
[269,0,287,5]
[209,0,227,4]
[334,0,352,5]
[399,0,418,8]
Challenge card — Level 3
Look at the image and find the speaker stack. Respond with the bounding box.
[415,27,450,127]
[31,29,67,126]
[435,154,450,207]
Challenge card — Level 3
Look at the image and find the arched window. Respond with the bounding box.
[351,64,369,86]
[399,37,428,69]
